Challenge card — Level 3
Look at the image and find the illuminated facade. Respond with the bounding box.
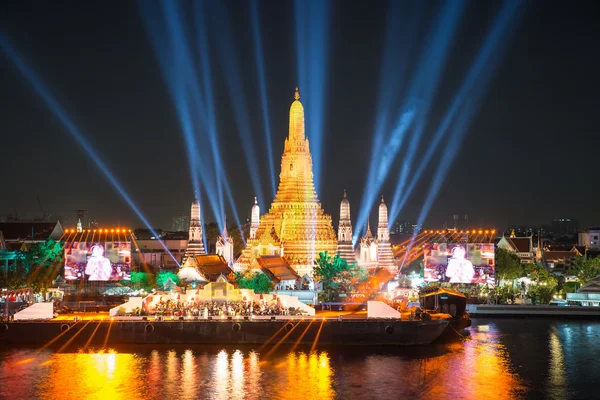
[235,88,337,276]
[376,196,395,271]
[216,228,234,266]
[185,195,205,258]
[250,197,260,239]
[358,197,396,272]
[359,220,378,267]
[337,190,356,264]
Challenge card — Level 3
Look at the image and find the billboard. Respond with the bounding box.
[423,243,495,285]
[64,242,131,281]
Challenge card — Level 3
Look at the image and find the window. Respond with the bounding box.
[290,164,294,171]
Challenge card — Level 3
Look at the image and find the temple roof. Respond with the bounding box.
[255,256,301,283]
[0,221,63,242]
[190,254,233,281]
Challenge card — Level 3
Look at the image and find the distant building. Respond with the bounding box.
[134,235,187,271]
[497,235,534,264]
[551,218,579,235]
[579,227,600,250]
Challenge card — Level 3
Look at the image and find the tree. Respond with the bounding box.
[495,248,523,284]
[313,251,367,302]
[522,263,559,304]
[8,239,64,293]
[569,256,600,286]
[156,271,179,289]
[128,271,155,291]
[234,271,273,294]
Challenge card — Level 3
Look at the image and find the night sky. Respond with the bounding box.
[1,1,599,231]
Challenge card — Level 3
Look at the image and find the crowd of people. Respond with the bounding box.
[147,299,304,317]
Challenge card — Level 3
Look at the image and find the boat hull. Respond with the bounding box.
[0,319,448,346]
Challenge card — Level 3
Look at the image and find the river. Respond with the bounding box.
[0,318,598,399]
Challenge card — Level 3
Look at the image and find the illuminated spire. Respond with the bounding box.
[250,196,260,239]
[337,190,355,263]
[289,87,305,142]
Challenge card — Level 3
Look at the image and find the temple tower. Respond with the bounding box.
[250,197,260,239]
[376,196,395,272]
[235,88,337,276]
[337,190,356,263]
[186,194,205,257]
[216,227,234,266]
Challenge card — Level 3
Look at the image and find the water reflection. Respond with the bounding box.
[547,327,566,400]
[1,320,599,399]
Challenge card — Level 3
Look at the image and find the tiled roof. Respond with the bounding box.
[509,238,531,253]
[544,250,578,262]
[0,221,62,241]
[256,256,300,282]
[192,254,233,281]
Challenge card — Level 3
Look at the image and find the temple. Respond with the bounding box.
[235,88,337,277]
[358,196,395,272]
[185,194,205,258]
[337,190,356,264]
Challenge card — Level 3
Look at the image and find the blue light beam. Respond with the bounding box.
[402,0,523,267]
[295,0,331,194]
[0,34,181,266]
[250,0,277,199]
[388,1,466,225]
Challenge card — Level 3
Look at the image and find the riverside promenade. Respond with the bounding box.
[467,304,600,318]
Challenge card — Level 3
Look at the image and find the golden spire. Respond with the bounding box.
[289,86,305,142]
[343,189,347,199]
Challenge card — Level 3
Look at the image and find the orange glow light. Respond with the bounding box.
[479,230,483,234]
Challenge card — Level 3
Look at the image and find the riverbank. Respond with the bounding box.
[467,304,600,318]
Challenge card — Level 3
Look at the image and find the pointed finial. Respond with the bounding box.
[381,195,385,203]
[294,86,300,100]
[343,189,347,199]
[254,196,257,205]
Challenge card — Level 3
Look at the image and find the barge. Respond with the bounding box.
[0,317,448,346]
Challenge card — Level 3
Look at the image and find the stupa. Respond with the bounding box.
[337,190,357,264]
[235,88,337,277]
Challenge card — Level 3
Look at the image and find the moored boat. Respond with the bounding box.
[420,287,472,332]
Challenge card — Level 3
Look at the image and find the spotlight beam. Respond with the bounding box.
[250,0,277,199]
[404,0,524,260]
[209,2,267,211]
[388,1,466,224]
[0,35,180,266]
[295,0,331,193]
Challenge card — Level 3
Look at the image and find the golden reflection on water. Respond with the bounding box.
[413,325,526,400]
[0,323,542,400]
[278,351,335,400]
[38,351,146,400]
